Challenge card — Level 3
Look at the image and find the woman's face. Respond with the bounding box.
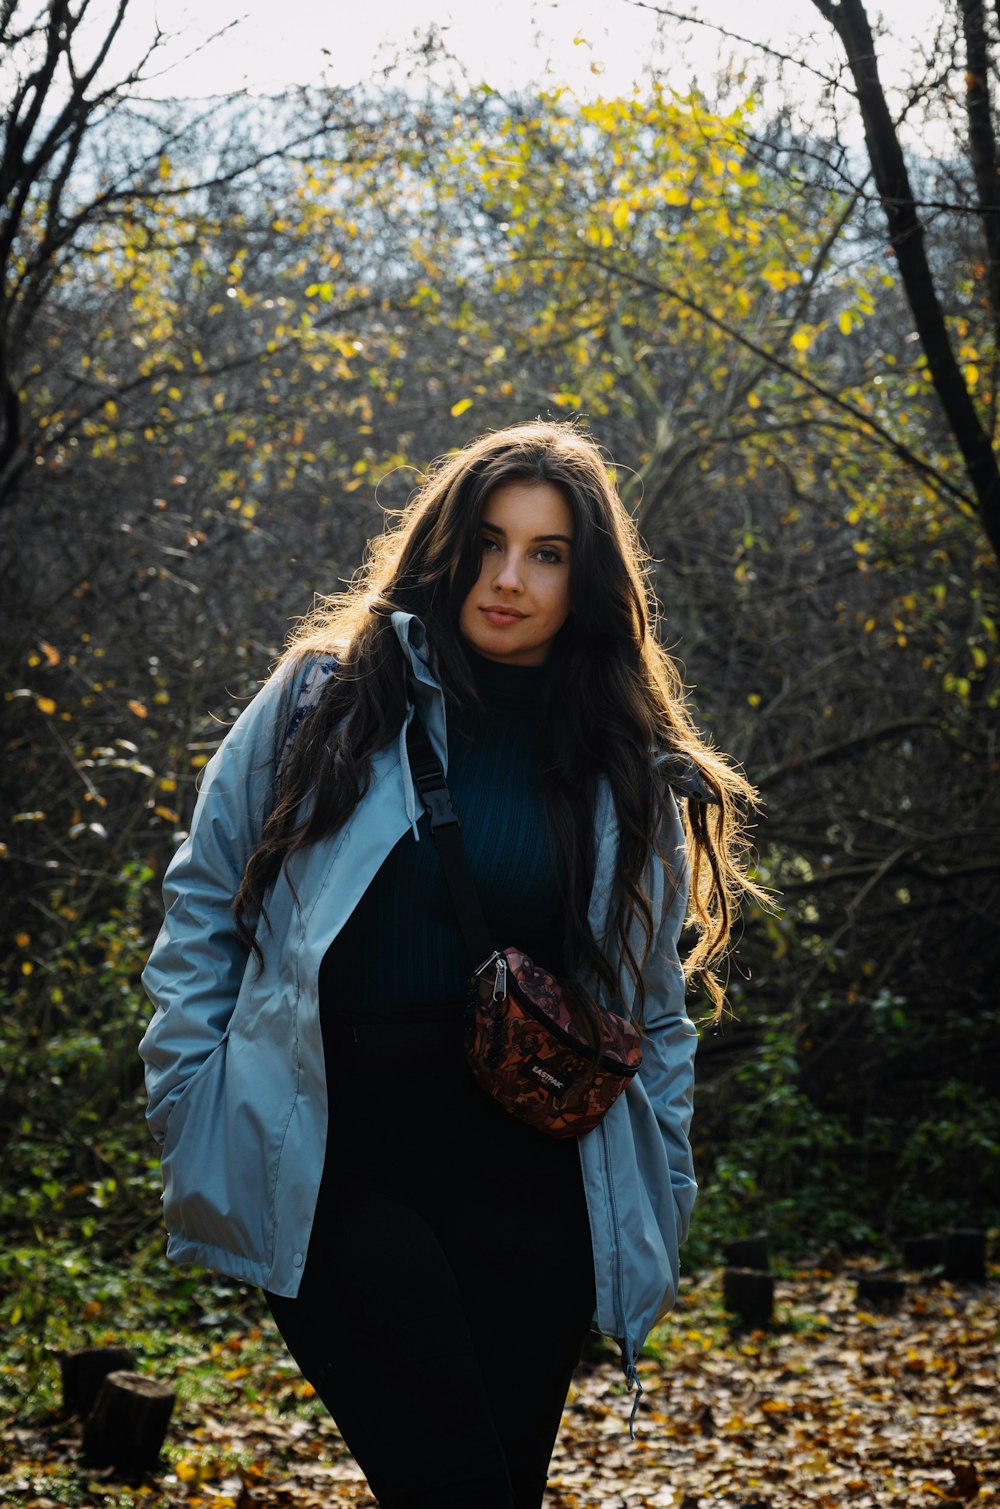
[458,480,574,666]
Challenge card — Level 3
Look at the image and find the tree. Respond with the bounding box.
[809,0,1000,561]
[2,16,997,1258]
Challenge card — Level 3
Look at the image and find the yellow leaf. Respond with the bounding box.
[40,640,61,666]
[36,695,57,715]
[15,932,30,947]
[612,200,630,231]
[964,363,979,388]
[450,398,474,417]
[838,309,853,336]
[128,699,148,718]
[746,391,761,409]
[175,1458,210,1484]
[761,264,797,291]
[747,693,762,707]
[153,806,179,823]
[790,327,812,353]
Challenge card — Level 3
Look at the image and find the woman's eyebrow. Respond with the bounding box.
[481,521,574,545]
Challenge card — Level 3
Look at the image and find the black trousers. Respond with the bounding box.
[265,1018,597,1509]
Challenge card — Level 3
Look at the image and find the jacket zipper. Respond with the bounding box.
[601,1114,643,1438]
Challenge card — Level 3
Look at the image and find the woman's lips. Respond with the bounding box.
[480,606,526,625]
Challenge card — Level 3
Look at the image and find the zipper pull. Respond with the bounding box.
[493,955,507,1001]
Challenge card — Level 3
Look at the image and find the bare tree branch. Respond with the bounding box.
[522,248,977,514]
[625,0,848,93]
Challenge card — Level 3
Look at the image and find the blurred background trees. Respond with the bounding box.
[2,0,998,1288]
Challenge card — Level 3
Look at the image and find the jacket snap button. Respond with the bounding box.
[292,1252,304,1267]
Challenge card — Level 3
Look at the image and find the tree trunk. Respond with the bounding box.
[945,1228,987,1282]
[811,0,1000,563]
[722,1266,775,1326]
[901,1234,946,1269]
[854,1274,907,1309]
[82,1370,175,1479]
[722,1234,771,1270]
[59,1346,137,1419]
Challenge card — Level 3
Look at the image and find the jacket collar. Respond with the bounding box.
[391,611,440,695]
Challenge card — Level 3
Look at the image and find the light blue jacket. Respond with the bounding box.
[140,612,698,1407]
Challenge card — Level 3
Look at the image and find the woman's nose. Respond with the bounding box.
[492,553,524,590]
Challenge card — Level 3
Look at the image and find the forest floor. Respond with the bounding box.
[1,1260,997,1509]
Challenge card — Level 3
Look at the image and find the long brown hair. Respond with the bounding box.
[235,420,763,1020]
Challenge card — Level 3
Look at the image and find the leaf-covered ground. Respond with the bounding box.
[2,1263,996,1509]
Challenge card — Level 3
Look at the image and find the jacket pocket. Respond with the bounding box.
[160,1032,231,1159]
[159,1033,234,1243]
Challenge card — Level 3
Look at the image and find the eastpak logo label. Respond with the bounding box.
[527,1057,568,1093]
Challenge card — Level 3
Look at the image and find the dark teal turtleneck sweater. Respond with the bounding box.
[318,650,565,1023]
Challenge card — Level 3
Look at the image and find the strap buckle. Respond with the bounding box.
[414,772,460,830]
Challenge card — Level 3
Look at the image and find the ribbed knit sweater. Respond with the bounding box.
[318,649,565,1024]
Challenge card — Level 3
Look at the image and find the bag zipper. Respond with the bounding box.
[474,950,640,1077]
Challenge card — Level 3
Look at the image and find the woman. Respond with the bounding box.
[140,420,759,1509]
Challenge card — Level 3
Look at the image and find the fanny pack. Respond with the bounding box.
[408,713,643,1138]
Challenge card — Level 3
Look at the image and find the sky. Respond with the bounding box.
[115,0,948,108]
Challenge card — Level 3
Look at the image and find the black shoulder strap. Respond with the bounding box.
[407,711,496,972]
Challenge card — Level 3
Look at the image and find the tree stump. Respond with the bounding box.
[82,1370,175,1478]
[59,1347,137,1419]
[722,1234,770,1271]
[900,1234,945,1270]
[723,1267,774,1327]
[854,1274,907,1310]
[945,1229,987,1283]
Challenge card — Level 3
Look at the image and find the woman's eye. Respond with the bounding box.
[536,547,563,565]
[480,536,500,552]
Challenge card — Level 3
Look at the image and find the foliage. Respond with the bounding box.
[1,1250,997,1507]
[689,992,1000,1267]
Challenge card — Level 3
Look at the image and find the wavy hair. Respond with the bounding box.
[235,420,763,1022]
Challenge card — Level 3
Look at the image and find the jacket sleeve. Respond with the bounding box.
[635,790,698,1242]
[138,660,301,1145]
